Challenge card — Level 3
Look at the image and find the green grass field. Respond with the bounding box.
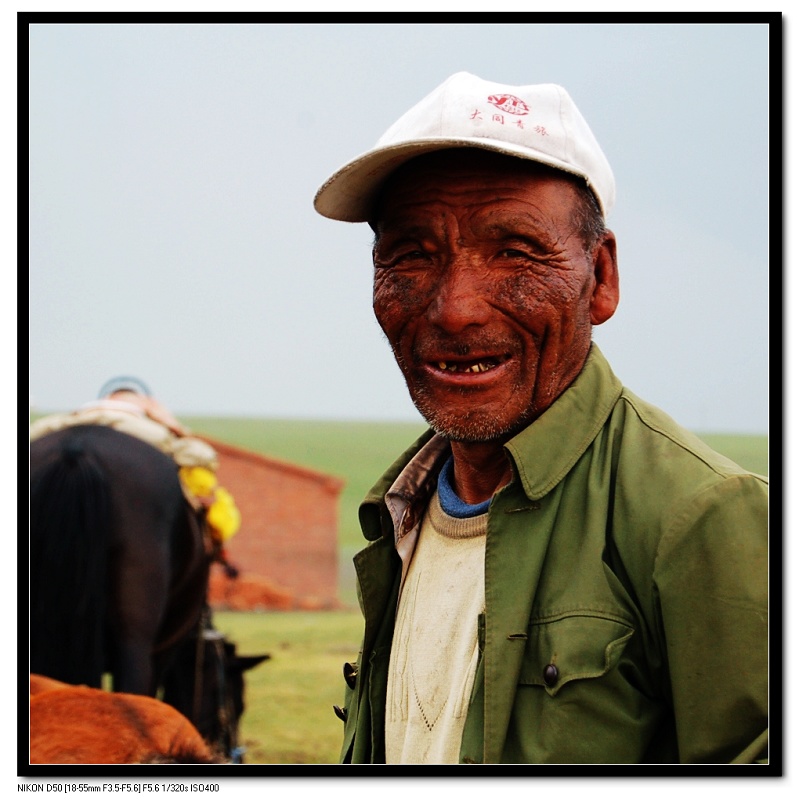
[210,609,363,765]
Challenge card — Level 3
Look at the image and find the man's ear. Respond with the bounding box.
[589,230,619,326]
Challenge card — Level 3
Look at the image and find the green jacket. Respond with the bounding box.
[340,346,769,764]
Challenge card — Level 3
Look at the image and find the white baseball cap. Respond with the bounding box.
[314,71,615,222]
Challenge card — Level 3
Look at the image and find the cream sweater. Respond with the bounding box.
[385,491,487,764]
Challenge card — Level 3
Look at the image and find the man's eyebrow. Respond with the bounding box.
[480,216,554,243]
[373,220,436,244]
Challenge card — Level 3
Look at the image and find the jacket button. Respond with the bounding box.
[343,661,358,689]
[543,664,559,686]
[333,705,347,722]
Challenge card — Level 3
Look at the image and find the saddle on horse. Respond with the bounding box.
[30,377,241,551]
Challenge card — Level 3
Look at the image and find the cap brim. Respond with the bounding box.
[313,137,595,223]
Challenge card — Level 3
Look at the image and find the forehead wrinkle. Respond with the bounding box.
[459,203,571,255]
[478,211,556,239]
[374,204,464,247]
[375,179,579,250]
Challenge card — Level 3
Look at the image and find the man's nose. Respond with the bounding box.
[426,260,492,334]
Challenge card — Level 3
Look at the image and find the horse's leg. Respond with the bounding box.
[111,637,160,695]
[108,539,172,695]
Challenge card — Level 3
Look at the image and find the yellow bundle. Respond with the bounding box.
[178,466,241,542]
[179,465,217,498]
[206,486,241,542]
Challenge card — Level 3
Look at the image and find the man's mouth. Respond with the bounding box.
[432,356,507,374]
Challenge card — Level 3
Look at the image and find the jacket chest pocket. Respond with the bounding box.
[519,613,635,696]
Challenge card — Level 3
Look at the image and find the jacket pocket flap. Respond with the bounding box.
[518,613,634,696]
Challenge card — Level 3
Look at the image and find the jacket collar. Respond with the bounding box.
[383,434,450,585]
[504,344,622,501]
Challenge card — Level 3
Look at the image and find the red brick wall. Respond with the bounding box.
[203,438,344,604]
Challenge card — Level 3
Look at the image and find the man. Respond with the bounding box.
[314,72,768,765]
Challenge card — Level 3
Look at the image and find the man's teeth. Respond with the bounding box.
[437,361,496,374]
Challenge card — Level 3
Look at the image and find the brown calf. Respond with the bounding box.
[29,675,224,764]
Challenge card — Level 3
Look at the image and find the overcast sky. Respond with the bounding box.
[27,18,772,434]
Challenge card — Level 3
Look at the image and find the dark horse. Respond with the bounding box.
[29,425,211,704]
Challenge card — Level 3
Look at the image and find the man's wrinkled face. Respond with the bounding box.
[371,151,617,443]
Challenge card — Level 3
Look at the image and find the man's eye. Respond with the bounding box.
[499,248,532,259]
[398,249,426,258]
[390,250,429,266]
[374,247,429,269]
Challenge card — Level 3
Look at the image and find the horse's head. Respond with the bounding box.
[159,626,269,763]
